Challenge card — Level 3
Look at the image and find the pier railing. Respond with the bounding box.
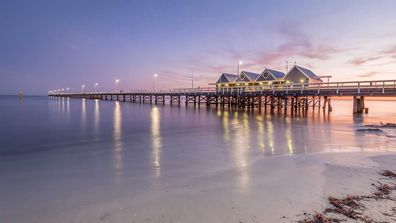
[50,79,396,96]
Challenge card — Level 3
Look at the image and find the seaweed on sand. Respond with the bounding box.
[298,169,396,222]
[325,195,364,220]
[380,170,396,178]
[298,213,341,223]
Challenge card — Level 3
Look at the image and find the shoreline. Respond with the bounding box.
[3,151,396,223]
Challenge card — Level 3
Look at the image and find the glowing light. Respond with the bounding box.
[115,79,120,84]
[238,60,243,65]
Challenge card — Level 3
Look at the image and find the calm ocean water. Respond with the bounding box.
[0,96,395,222]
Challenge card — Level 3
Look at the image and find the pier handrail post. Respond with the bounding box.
[317,84,320,94]
[300,84,304,94]
[382,81,385,94]
[358,82,361,94]
[336,83,339,94]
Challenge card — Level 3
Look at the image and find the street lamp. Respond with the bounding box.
[115,79,120,92]
[153,73,158,91]
[95,83,99,93]
[82,84,85,94]
[237,60,243,75]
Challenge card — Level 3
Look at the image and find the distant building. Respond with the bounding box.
[283,65,323,84]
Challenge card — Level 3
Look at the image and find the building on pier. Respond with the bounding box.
[259,68,285,81]
[213,68,285,91]
[213,65,321,91]
[216,73,238,84]
[283,65,322,84]
[236,71,260,82]
[257,68,286,84]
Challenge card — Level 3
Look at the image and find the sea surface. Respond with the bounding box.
[0,96,395,222]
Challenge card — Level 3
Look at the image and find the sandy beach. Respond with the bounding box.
[3,151,395,223]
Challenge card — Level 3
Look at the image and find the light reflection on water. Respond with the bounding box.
[94,99,100,136]
[151,106,161,177]
[113,101,123,178]
[1,97,396,182]
[1,96,396,223]
[81,98,86,132]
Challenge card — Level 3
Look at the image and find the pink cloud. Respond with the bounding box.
[382,45,396,55]
[251,24,344,66]
[159,23,348,88]
[357,71,379,78]
[348,56,382,66]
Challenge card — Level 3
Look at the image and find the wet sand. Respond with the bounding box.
[3,152,395,223]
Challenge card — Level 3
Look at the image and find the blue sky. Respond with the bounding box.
[1,0,396,94]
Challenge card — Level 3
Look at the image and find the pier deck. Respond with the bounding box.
[49,79,396,114]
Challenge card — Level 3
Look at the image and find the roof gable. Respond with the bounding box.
[216,73,238,83]
[266,68,286,79]
[257,68,285,81]
[295,66,322,81]
[236,71,260,82]
[257,70,276,81]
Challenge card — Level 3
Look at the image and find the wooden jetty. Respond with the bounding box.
[49,80,396,114]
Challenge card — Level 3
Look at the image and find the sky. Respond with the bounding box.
[0,0,396,95]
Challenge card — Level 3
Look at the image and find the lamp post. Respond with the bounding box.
[237,60,243,75]
[191,71,194,88]
[115,79,120,92]
[82,85,85,94]
[153,73,158,91]
[94,83,99,93]
[66,87,69,93]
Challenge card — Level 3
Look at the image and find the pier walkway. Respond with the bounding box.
[49,79,396,114]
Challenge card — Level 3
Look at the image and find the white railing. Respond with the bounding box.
[49,79,396,95]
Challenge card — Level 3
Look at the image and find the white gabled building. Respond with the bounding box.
[215,73,238,84]
[258,68,286,82]
[283,65,323,84]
